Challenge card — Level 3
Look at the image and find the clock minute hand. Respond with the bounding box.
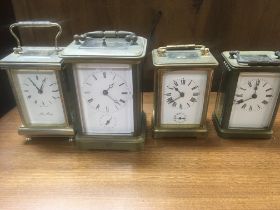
[39,78,47,94]
[173,87,185,97]
[28,78,40,91]
[236,97,253,104]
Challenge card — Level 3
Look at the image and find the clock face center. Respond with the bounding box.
[252,93,257,99]
[180,92,185,97]
[103,89,109,95]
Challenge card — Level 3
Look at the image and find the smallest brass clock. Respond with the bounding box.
[152,44,218,138]
[213,50,280,138]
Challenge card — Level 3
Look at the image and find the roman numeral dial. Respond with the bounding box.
[233,78,274,111]
[164,78,200,110]
[82,71,132,113]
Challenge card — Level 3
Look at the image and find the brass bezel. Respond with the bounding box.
[152,66,214,138]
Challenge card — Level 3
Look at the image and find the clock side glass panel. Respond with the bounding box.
[160,70,208,126]
[229,72,280,128]
[214,70,226,124]
[74,63,134,135]
[13,70,67,126]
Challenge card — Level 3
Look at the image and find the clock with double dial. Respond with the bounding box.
[14,70,66,125]
[74,63,134,134]
[160,70,208,125]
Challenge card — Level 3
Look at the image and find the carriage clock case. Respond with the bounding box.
[213,50,280,139]
[61,30,147,151]
[0,21,74,141]
[152,44,218,138]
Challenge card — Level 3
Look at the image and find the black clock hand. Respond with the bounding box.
[236,97,253,104]
[254,79,260,94]
[39,78,47,94]
[106,83,114,91]
[28,78,40,92]
[106,94,120,105]
[173,87,185,97]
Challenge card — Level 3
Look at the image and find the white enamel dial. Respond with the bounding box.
[15,70,66,125]
[74,63,134,134]
[160,70,208,125]
[229,72,280,128]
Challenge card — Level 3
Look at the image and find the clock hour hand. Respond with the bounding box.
[39,78,47,94]
[106,83,114,91]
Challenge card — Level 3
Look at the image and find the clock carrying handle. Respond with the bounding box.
[73,30,138,46]
[157,44,209,56]
[9,21,62,54]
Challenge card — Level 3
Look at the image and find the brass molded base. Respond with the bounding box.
[152,117,207,139]
[18,126,75,138]
[75,113,146,151]
[212,113,272,139]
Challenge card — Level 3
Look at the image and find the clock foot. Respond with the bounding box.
[25,137,32,142]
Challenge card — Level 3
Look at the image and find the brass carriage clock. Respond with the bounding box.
[213,50,280,138]
[0,21,74,141]
[61,30,147,150]
[152,44,218,138]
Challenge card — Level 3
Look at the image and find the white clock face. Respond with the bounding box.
[74,63,134,134]
[14,70,66,125]
[160,70,208,125]
[229,72,280,128]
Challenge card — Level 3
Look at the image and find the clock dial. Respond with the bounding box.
[15,70,66,125]
[229,72,280,128]
[74,63,134,134]
[82,71,132,113]
[160,70,208,125]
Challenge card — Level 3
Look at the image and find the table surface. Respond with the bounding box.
[1,92,280,210]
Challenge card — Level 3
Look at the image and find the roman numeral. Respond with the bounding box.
[119,83,125,86]
[167,86,173,90]
[173,80,178,86]
[164,93,171,96]
[96,104,100,110]
[52,96,60,99]
[263,82,267,87]
[106,106,109,112]
[49,83,56,86]
[266,95,272,97]
[35,100,37,104]
[179,104,183,109]
[36,75,38,80]
[122,92,128,94]
[248,81,252,87]
[188,80,192,86]
[187,103,190,107]
[240,87,246,91]
[266,88,272,92]
[172,102,177,107]
[120,99,125,103]
[84,91,90,94]
[27,95,31,99]
[262,100,268,105]
[190,97,197,102]
[235,94,243,97]
[88,98,93,103]
[241,103,247,109]
[92,74,97,80]
[24,83,29,86]
[52,90,59,92]
[257,105,261,110]
[249,105,252,111]
[256,79,260,86]
[167,97,174,104]
[24,90,29,92]
[192,86,198,90]
[181,78,185,85]
[103,72,106,78]
[193,92,199,96]
[236,99,244,104]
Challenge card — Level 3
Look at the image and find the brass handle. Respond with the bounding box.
[73,30,138,46]
[157,44,209,56]
[9,21,62,54]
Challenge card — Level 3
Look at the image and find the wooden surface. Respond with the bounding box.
[1,92,280,210]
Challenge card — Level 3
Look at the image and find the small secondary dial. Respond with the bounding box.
[99,114,117,128]
[173,112,187,123]
[164,77,200,110]
[82,71,132,113]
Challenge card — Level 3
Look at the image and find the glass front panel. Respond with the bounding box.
[13,69,66,126]
[160,70,208,126]
[74,63,134,135]
[229,72,280,128]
